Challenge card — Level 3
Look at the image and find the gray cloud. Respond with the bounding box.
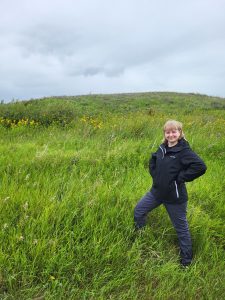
[0,0,225,101]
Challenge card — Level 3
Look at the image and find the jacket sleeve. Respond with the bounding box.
[177,149,207,183]
[149,152,157,178]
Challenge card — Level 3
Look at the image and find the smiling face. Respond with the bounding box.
[164,126,181,147]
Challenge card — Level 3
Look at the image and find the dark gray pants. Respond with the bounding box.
[134,191,193,265]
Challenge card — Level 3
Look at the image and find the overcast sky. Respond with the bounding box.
[1,0,225,102]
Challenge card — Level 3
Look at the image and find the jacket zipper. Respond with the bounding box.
[174,181,179,198]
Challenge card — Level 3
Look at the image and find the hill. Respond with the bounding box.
[0,92,224,299]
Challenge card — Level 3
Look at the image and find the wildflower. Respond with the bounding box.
[25,174,30,181]
[48,239,56,246]
[3,196,10,202]
[19,235,24,241]
[23,202,28,210]
[3,223,8,230]
[50,196,56,202]
[96,122,103,129]
[81,116,87,122]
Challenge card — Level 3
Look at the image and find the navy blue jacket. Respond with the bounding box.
[149,138,207,203]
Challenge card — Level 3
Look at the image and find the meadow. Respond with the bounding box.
[0,92,224,299]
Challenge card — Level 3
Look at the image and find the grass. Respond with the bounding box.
[0,92,225,299]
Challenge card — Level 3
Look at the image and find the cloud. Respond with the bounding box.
[0,0,225,101]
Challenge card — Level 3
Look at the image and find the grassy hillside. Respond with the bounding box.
[0,92,225,299]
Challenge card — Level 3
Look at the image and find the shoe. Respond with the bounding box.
[180,261,191,270]
[130,227,146,243]
[180,257,192,267]
[181,263,190,269]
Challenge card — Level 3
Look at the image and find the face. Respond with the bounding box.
[164,127,181,146]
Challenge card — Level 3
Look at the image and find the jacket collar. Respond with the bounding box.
[160,138,190,153]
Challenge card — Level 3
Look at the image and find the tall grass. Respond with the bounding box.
[0,92,225,299]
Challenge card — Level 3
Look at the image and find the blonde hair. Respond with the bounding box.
[162,120,185,144]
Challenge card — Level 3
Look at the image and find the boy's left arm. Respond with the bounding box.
[177,149,207,183]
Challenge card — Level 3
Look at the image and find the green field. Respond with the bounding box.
[0,92,225,299]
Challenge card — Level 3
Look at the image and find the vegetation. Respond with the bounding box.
[0,92,224,299]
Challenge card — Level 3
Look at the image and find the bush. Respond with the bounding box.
[0,100,77,127]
